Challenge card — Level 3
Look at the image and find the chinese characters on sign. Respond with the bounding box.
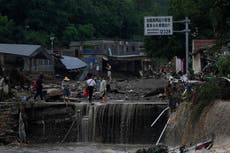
[144,16,173,35]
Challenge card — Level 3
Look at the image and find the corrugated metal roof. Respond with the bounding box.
[60,55,87,70]
[0,44,44,57]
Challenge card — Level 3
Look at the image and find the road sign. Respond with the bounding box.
[144,16,173,35]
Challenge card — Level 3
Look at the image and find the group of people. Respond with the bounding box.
[85,63,112,104]
[61,72,110,105]
[85,73,109,104]
[33,63,112,104]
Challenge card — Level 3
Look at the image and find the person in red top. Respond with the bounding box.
[34,74,44,101]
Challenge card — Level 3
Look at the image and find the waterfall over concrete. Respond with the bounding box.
[25,102,168,144]
[75,102,168,144]
[81,116,89,142]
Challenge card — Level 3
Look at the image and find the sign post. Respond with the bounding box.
[144,16,190,75]
[144,16,173,36]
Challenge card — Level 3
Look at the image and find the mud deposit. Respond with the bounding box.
[109,78,167,101]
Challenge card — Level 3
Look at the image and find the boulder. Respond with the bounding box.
[101,149,116,153]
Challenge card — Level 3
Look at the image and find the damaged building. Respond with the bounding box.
[192,39,217,74]
[192,39,230,75]
[61,39,149,76]
[0,44,52,73]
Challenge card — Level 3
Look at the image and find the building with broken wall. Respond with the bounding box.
[192,39,217,74]
[192,39,230,75]
[62,39,148,76]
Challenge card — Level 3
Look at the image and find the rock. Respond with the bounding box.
[46,88,63,97]
[101,149,116,153]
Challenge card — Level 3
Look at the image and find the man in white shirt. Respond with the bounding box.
[86,73,96,104]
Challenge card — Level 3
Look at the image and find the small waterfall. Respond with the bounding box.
[120,104,134,143]
[25,102,168,144]
[89,103,168,144]
[81,116,89,142]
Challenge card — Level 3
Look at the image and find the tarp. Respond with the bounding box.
[60,55,87,70]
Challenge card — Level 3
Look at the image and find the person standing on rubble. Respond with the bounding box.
[105,63,112,82]
[148,64,153,76]
[96,64,100,77]
[165,81,178,112]
[86,73,96,104]
[62,76,71,104]
[99,75,107,102]
[34,74,44,101]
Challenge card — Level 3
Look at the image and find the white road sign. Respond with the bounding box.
[144,16,173,35]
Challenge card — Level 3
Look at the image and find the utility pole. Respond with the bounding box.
[185,17,190,75]
[173,17,190,75]
[50,36,55,53]
[50,35,55,72]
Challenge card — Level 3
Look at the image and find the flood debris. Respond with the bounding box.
[134,139,213,153]
[169,138,213,153]
[143,87,165,97]
[18,112,26,143]
[0,64,171,103]
[135,144,168,153]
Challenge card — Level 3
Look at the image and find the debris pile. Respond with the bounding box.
[135,144,168,153]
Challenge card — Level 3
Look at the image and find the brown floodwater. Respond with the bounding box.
[0,143,151,153]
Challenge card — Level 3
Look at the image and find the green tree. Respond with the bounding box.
[211,0,230,38]
[5,0,224,48]
[0,15,15,43]
[144,35,184,60]
[169,0,200,18]
[27,0,69,36]
[24,30,49,46]
[78,24,95,40]
[62,24,79,44]
[216,55,230,76]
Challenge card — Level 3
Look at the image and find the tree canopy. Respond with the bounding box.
[145,0,230,62]
[0,0,229,59]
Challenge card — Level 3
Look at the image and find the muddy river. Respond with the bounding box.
[0,143,150,153]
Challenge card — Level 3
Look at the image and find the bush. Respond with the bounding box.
[192,78,230,121]
[216,55,230,76]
